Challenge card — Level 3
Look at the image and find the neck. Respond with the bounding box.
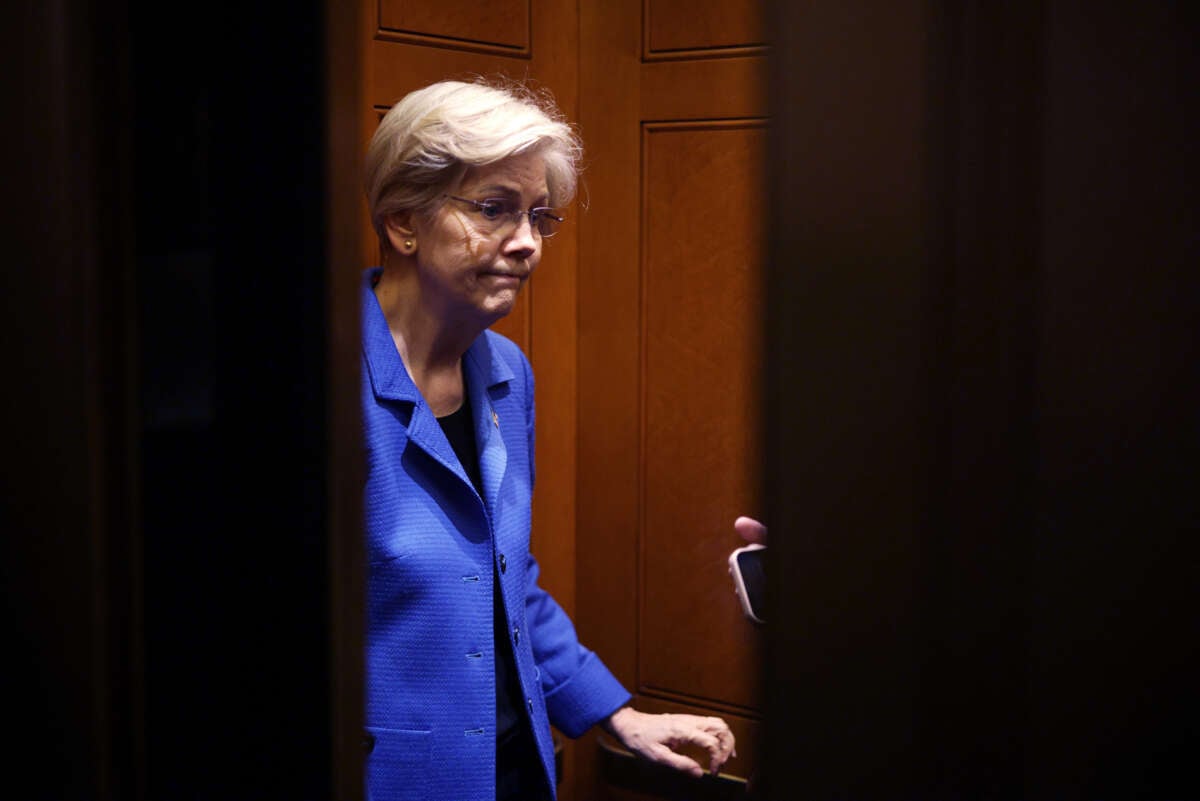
[374,265,479,416]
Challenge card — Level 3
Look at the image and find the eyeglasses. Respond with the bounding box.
[444,195,564,238]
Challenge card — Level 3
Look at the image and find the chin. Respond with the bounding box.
[484,289,520,316]
[474,298,517,329]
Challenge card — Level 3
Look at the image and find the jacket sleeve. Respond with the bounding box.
[518,352,630,737]
[524,557,631,738]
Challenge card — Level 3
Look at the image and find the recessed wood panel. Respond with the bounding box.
[639,122,766,710]
[379,0,530,53]
[641,57,768,121]
[645,0,765,57]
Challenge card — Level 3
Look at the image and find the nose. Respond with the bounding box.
[503,212,539,258]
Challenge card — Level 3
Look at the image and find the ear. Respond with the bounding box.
[383,212,417,254]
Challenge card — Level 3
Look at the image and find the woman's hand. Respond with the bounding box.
[602,706,736,778]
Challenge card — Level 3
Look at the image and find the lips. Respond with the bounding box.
[481,270,528,282]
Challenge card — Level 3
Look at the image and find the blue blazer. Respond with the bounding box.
[361,269,630,800]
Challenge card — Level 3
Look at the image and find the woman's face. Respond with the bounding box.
[411,150,549,329]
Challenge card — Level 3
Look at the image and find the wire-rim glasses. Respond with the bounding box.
[444,194,564,238]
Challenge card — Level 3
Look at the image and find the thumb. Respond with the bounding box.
[734,516,767,544]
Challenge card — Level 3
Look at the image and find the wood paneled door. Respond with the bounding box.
[575,1,768,799]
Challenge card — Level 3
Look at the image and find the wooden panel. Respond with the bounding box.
[574,3,645,796]
[379,0,530,53]
[645,0,765,57]
[370,42,530,108]
[578,0,767,797]
[640,122,765,710]
[576,0,646,694]
[641,57,767,121]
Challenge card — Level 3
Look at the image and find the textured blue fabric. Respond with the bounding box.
[362,268,631,800]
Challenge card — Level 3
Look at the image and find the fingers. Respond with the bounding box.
[664,714,736,776]
[734,516,768,544]
[707,718,737,771]
[646,743,706,778]
[700,716,736,774]
[609,709,737,779]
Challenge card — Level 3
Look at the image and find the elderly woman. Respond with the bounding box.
[360,78,736,801]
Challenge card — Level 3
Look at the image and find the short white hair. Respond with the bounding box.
[365,77,582,246]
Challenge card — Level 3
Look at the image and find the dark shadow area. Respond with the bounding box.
[3,0,335,797]
[762,3,1198,800]
[131,2,332,798]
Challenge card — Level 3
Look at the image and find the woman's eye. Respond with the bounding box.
[478,200,507,220]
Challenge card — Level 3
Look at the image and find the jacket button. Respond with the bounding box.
[499,553,507,574]
[513,626,520,645]
[362,732,375,754]
[527,698,534,714]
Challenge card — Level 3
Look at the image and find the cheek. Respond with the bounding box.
[469,232,494,261]
[458,227,493,263]
[435,214,484,261]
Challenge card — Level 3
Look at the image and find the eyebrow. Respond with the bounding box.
[470,184,551,205]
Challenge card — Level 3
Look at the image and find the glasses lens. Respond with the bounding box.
[533,209,560,238]
[477,199,507,221]
[450,196,561,238]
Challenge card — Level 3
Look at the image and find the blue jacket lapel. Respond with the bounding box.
[463,334,513,515]
[362,269,513,504]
